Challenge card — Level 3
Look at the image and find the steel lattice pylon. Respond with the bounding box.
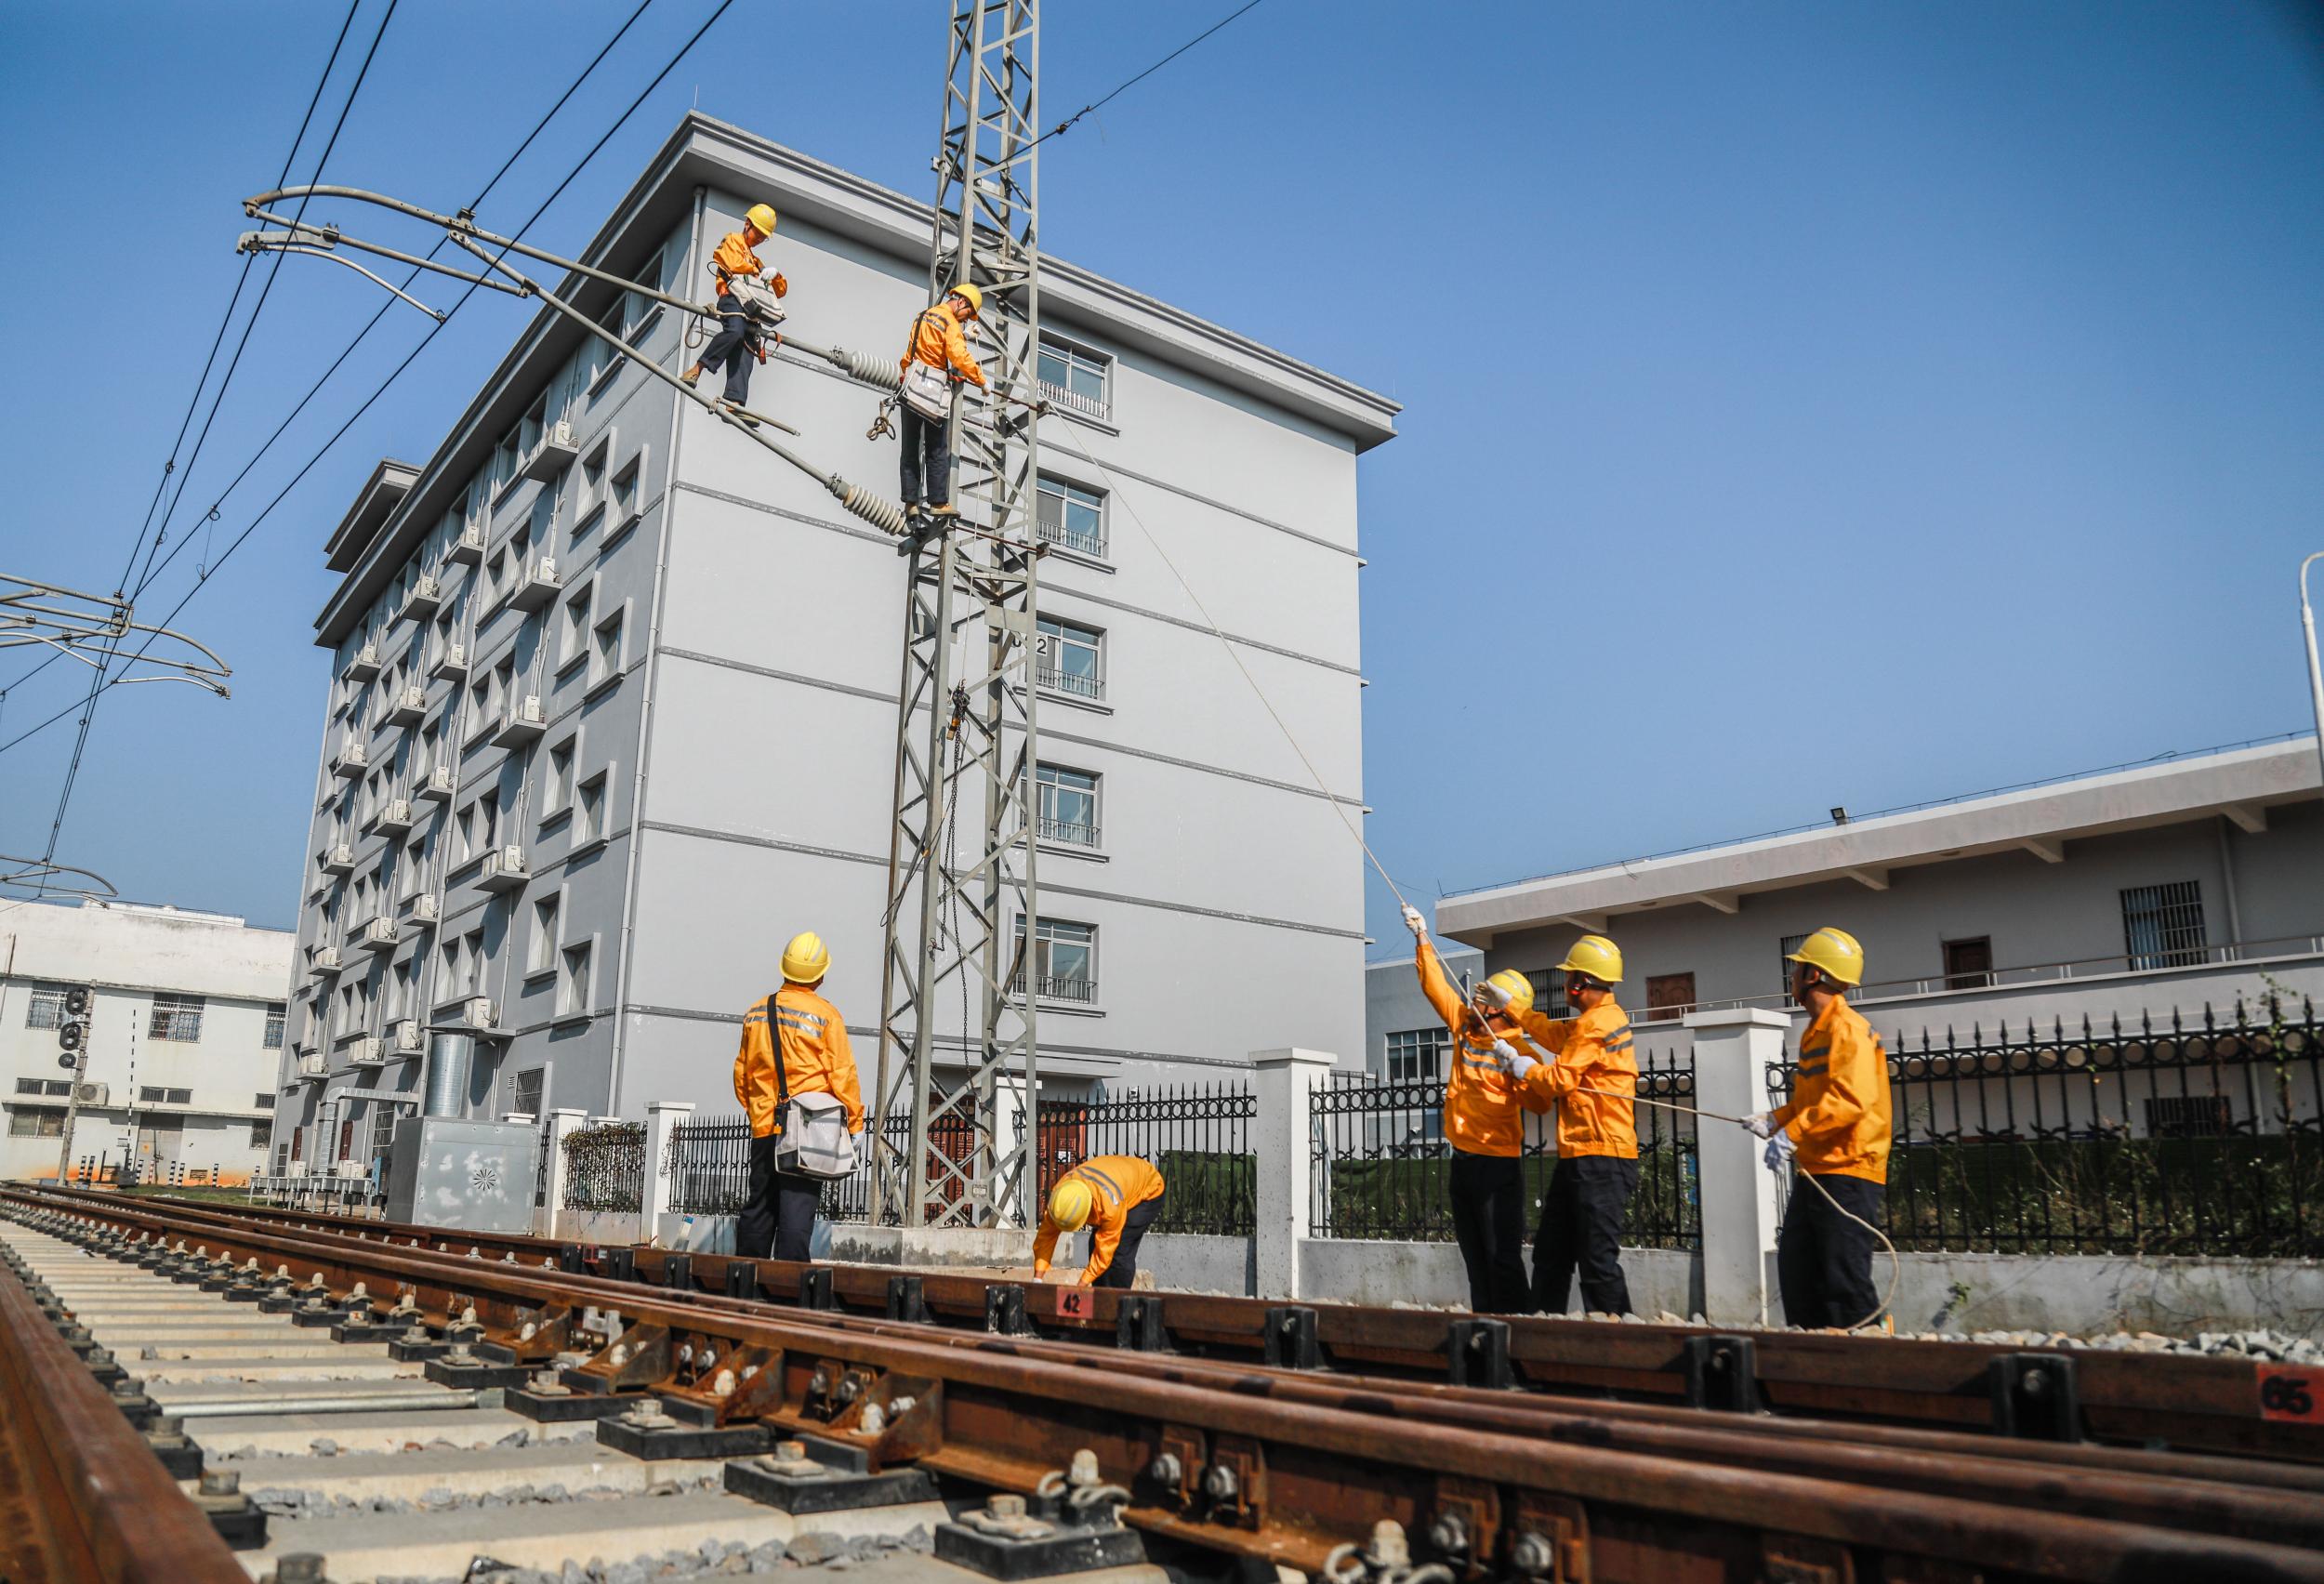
[870,0,1045,1230]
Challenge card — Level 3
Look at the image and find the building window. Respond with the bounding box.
[1384,1027,1447,1085]
[559,941,593,1017]
[590,609,625,688]
[1943,938,1993,991]
[560,586,592,671]
[1643,972,1696,1023]
[1035,763,1101,847]
[23,983,68,1029]
[2146,1094,2232,1138]
[1035,616,1103,700]
[1035,475,1106,557]
[576,438,610,529]
[139,1086,193,1105]
[546,739,576,819]
[531,896,560,975]
[254,1091,273,1109]
[510,1067,546,1118]
[1523,970,1573,1020]
[1017,917,1096,1004]
[463,929,485,996]
[611,456,641,526]
[7,1107,65,1138]
[148,993,205,1043]
[1036,334,1112,420]
[1777,933,1810,994]
[15,1078,71,1098]
[2122,881,2207,970]
[263,1002,287,1049]
[250,1120,274,1150]
[576,772,608,844]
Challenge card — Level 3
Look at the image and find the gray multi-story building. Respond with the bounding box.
[272,115,1397,1172]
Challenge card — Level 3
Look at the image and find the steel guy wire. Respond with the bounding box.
[0,0,735,772]
[1026,0,1271,152]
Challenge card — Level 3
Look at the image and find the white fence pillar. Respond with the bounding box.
[640,1100,695,1235]
[1252,1047,1334,1300]
[991,1073,1030,1228]
[542,1108,588,1234]
[1685,1008,1791,1327]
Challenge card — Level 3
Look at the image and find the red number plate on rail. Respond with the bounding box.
[1053,1286,1092,1320]
[2258,1363,2324,1422]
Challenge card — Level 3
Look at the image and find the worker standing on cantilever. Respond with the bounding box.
[1499,935,1640,1315]
[896,283,987,524]
[732,931,864,1261]
[1033,1155,1166,1288]
[681,202,787,416]
[1402,904,1538,1313]
[1743,927,1894,1330]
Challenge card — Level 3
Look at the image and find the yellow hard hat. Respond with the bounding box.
[949,282,984,315]
[1786,926,1865,986]
[1478,970,1535,1015]
[1555,934,1624,985]
[780,931,829,984]
[1049,1177,1094,1233]
[745,203,779,236]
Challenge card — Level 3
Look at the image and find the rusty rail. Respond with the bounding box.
[79,1186,2324,1464]
[13,1192,2324,1582]
[0,1247,245,1582]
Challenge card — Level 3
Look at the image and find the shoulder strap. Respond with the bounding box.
[768,992,790,1112]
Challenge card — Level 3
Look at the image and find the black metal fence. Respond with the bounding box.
[1032,1082,1256,1236]
[1764,998,2323,1256]
[561,1120,644,1212]
[1307,1051,1700,1248]
[665,1113,916,1224]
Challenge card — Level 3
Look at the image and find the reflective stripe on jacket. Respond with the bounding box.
[1775,997,1892,1181]
[1032,1155,1164,1284]
[1512,1001,1639,1159]
[900,302,986,388]
[732,984,866,1141]
[1416,939,1528,1157]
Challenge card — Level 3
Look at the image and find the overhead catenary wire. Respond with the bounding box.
[1027,0,1271,152]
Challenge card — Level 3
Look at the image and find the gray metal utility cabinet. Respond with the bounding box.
[383,1117,541,1234]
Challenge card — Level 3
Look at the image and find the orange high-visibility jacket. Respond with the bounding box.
[901,302,987,389]
[1511,1001,1639,1159]
[1415,938,1530,1157]
[732,985,866,1141]
[1032,1155,1164,1285]
[709,230,766,294]
[1774,997,1892,1182]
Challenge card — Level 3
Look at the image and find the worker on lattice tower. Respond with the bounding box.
[895,283,987,525]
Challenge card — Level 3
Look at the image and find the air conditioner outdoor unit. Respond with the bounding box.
[430,642,469,681]
[508,557,561,612]
[448,521,485,565]
[522,420,581,482]
[350,1037,386,1067]
[401,574,443,619]
[465,997,498,1030]
[310,946,345,975]
[347,642,381,680]
[74,1083,109,1106]
[411,893,441,923]
[386,686,426,726]
[391,1020,424,1053]
[418,762,456,800]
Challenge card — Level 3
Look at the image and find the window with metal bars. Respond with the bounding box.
[264,1002,287,1049]
[148,993,205,1042]
[23,983,68,1029]
[1035,335,1112,420]
[1034,475,1107,557]
[1777,933,1810,994]
[1383,1028,1447,1084]
[1035,762,1101,848]
[2121,880,2207,970]
[1014,917,1097,1004]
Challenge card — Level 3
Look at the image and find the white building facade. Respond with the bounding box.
[2,900,291,1183]
[273,115,1395,1173]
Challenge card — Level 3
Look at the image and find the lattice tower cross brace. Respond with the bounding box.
[873,0,1044,1229]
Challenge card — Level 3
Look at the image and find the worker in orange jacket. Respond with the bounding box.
[1402,904,1539,1313]
[732,931,864,1261]
[1744,927,1894,1328]
[682,202,787,413]
[1033,1155,1166,1288]
[1500,934,1639,1315]
[896,283,987,523]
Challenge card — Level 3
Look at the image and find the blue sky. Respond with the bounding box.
[0,1,2318,948]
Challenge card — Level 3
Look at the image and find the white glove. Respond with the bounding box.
[1401,904,1426,937]
[1763,1130,1794,1172]
[1490,1040,1536,1082]
[1743,1111,1776,1139]
[1475,978,1511,1010]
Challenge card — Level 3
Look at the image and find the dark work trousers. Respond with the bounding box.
[1091,1191,1167,1289]
[897,402,954,508]
[1533,1155,1639,1315]
[736,1133,822,1262]
[1447,1151,1531,1313]
[1778,1172,1886,1328]
[697,294,757,405]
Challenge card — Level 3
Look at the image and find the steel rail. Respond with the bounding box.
[15,1195,2324,1582]
[0,1252,245,1582]
[87,1186,2324,1465]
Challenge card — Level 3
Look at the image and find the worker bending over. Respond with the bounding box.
[681,202,787,413]
[1034,1155,1166,1288]
[1746,927,1894,1329]
[1501,935,1639,1315]
[896,284,987,521]
[732,931,864,1261]
[1403,904,1538,1313]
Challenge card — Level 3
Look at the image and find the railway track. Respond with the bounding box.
[7,1187,2324,1584]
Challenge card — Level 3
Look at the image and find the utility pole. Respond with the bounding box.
[51,985,92,1184]
[873,0,1045,1230]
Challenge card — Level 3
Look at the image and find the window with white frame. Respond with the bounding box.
[1034,475,1106,557]
[264,1003,287,1049]
[559,940,593,1017]
[510,1067,546,1119]
[1036,334,1112,419]
[590,608,625,688]
[1385,1028,1448,1085]
[530,896,560,975]
[148,993,205,1042]
[1016,917,1096,1004]
[1035,762,1101,847]
[1035,616,1103,700]
[23,983,67,1029]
